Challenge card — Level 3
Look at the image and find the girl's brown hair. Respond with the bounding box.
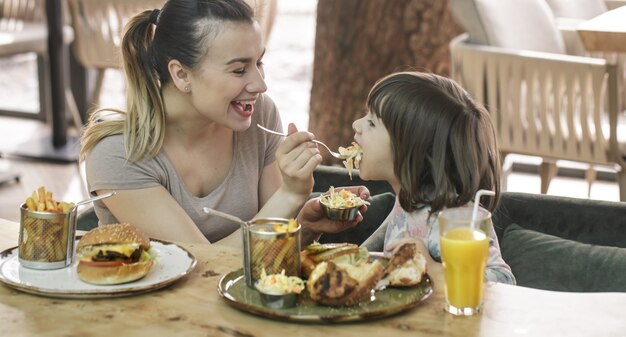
[367,72,501,214]
[80,0,254,162]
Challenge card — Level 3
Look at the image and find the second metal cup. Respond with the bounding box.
[242,218,301,287]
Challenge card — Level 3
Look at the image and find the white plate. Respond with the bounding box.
[0,239,197,299]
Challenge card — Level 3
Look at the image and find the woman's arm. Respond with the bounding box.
[96,187,209,244]
[211,124,320,247]
[256,123,321,218]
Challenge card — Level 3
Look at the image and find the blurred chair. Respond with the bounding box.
[545,0,625,103]
[0,0,77,118]
[603,0,626,10]
[448,0,626,201]
[247,0,277,44]
[545,0,607,19]
[545,0,626,191]
[66,0,166,114]
[0,0,49,120]
[66,0,277,117]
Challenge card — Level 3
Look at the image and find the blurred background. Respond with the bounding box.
[0,0,622,222]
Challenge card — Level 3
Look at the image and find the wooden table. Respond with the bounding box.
[0,218,624,336]
[577,5,626,52]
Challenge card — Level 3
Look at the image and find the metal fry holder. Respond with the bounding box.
[242,218,301,287]
[18,205,77,270]
[17,192,115,270]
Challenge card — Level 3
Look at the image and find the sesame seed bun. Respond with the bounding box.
[76,223,151,251]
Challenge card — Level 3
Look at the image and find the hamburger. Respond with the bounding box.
[300,242,369,279]
[76,223,155,285]
[306,260,384,306]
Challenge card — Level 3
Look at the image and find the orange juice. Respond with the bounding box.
[440,227,489,309]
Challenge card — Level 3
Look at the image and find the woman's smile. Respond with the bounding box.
[231,98,257,118]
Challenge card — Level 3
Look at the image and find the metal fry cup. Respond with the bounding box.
[18,203,77,270]
[242,218,301,287]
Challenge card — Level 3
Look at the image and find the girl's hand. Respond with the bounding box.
[275,123,322,198]
[298,185,370,243]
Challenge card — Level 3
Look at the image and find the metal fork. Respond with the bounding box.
[256,124,347,159]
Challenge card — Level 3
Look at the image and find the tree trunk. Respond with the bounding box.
[309,0,463,164]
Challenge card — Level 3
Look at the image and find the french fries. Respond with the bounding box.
[23,186,75,213]
[19,186,75,263]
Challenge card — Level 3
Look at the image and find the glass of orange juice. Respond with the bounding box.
[439,206,491,316]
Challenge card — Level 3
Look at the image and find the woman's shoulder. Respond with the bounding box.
[90,134,125,155]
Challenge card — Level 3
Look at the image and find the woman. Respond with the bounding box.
[80,0,367,246]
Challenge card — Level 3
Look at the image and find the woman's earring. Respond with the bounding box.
[184,85,190,92]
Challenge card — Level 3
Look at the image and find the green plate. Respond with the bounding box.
[217,269,433,323]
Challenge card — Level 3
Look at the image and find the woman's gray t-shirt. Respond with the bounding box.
[85,94,282,243]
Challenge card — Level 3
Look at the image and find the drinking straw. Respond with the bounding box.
[471,189,495,231]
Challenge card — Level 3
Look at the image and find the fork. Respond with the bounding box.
[256,124,347,159]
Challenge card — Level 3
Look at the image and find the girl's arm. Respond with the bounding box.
[485,233,517,284]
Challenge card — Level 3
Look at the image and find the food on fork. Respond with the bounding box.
[76,223,155,285]
[379,240,427,288]
[300,242,369,279]
[338,142,362,179]
[307,260,384,307]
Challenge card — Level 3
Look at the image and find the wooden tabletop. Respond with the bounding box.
[577,5,626,52]
[0,218,624,336]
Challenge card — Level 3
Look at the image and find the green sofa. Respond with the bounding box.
[313,165,626,293]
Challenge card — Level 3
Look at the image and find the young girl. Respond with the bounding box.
[356,72,515,284]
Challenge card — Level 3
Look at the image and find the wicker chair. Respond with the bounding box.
[66,0,165,113]
[66,0,277,115]
[448,0,626,201]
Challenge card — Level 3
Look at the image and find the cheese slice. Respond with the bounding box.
[77,243,140,261]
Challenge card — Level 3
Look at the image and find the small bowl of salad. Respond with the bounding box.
[255,269,304,309]
[319,186,370,221]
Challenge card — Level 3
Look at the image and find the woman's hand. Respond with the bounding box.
[297,186,370,244]
[275,123,322,198]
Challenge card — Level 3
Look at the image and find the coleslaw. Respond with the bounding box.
[319,186,370,209]
[255,269,305,295]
